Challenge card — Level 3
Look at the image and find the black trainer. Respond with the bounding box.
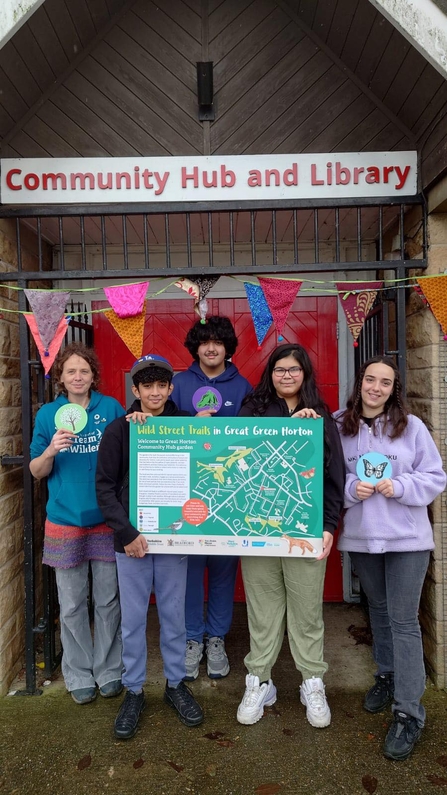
[114,689,145,739]
[383,712,422,761]
[363,673,394,713]
[164,681,204,727]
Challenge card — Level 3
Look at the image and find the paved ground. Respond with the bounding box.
[2,603,447,795]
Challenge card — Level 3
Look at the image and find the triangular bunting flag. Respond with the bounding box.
[104,301,146,358]
[24,290,70,349]
[244,282,273,347]
[258,278,302,339]
[194,276,220,299]
[416,276,447,335]
[25,314,69,375]
[104,282,148,318]
[336,282,383,343]
[175,277,200,301]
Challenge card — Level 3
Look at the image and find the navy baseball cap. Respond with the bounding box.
[130,354,174,378]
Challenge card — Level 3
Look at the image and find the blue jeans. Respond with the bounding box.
[349,550,430,726]
[185,555,239,642]
[55,560,122,691]
[116,553,187,690]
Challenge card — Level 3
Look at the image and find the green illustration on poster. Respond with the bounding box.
[129,417,324,557]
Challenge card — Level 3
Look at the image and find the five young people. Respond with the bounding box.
[30,329,445,761]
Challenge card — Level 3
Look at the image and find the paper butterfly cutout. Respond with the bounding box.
[363,459,387,480]
[300,468,315,479]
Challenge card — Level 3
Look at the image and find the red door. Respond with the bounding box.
[93,295,343,601]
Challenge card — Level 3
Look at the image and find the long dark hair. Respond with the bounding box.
[338,356,408,439]
[241,343,330,416]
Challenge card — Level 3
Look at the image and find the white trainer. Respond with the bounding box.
[237,674,277,725]
[300,676,331,728]
[184,640,204,681]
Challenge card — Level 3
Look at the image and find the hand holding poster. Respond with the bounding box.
[129,417,323,557]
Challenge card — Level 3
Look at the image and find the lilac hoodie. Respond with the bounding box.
[333,411,446,554]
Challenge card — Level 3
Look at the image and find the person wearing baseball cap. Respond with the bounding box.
[96,354,204,739]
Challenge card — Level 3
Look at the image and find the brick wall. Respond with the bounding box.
[407,211,447,687]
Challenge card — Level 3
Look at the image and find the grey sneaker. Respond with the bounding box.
[206,636,230,679]
[184,640,204,681]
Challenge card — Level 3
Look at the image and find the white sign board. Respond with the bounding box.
[0,152,417,204]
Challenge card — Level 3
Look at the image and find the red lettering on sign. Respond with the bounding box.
[6,169,21,190]
[24,173,39,190]
[311,164,324,186]
[42,173,67,190]
[182,167,199,188]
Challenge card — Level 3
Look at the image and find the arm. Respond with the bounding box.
[30,428,77,479]
[391,422,446,506]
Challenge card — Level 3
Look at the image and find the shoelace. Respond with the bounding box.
[243,681,263,706]
[371,677,388,695]
[207,639,224,660]
[305,687,326,711]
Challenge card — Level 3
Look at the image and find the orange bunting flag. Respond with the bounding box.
[336,282,383,343]
[25,314,69,374]
[416,276,447,335]
[258,278,302,339]
[104,301,146,358]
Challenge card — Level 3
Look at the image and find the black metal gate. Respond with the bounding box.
[0,197,427,693]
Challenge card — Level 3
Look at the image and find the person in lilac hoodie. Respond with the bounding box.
[335,356,446,762]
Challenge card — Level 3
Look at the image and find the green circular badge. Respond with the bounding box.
[54,404,88,433]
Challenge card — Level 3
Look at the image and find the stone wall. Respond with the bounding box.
[0,219,50,695]
[406,211,447,688]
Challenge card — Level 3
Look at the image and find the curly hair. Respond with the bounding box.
[338,356,408,439]
[132,366,173,388]
[184,316,238,360]
[54,342,100,395]
[241,343,330,416]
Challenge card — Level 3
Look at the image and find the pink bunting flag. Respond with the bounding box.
[24,290,70,349]
[25,315,69,374]
[258,278,302,338]
[104,282,149,318]
[336,282,383,343]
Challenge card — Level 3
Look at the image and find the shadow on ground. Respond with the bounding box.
[1,603,447,795]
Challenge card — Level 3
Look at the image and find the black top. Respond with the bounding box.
[239,397,345,534]
[96,398,190,552]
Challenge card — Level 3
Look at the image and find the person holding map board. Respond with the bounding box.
[172,317,251,683]
[335,356,446,761]
[96,354,204,740]
[29,343,124,706]
[236,343,345,729]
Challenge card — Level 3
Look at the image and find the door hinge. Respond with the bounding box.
[336,321,340,340]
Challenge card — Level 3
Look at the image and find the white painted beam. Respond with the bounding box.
[368,0,447,78]
[0,0,46,50]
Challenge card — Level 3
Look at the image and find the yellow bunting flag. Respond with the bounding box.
[416,275,447,335]
[104,301,146,358]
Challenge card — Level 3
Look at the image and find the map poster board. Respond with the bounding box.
[129,417,324,557]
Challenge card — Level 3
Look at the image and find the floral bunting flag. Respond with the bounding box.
[24,290,70,349]
[175,277,200,301]
[104,282,148,318]
[258,278,302,339]
[416,275,447,335]
[25,314,69,374]
[336,282,383,343]
[244,282,273,347]
[104,301,146,358]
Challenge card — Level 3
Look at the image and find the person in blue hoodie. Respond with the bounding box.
[30,342,124,706]
[172,316,252,682]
